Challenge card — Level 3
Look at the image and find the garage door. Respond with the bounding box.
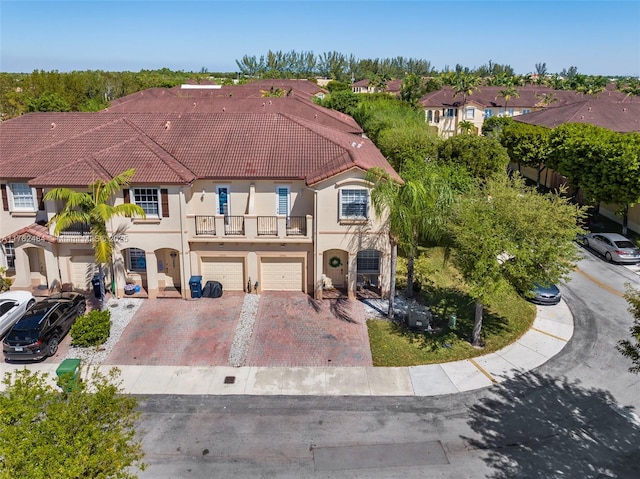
[261,257,304,291]
[201,257,245,291]
[71,256,98,290]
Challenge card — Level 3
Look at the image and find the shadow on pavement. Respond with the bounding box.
[465,370,640,478]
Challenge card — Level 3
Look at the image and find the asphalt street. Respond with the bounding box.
[134,246,640,479]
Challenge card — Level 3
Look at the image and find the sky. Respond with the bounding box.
[1,0,639,76]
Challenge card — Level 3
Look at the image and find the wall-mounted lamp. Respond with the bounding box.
[280,243,285,248]
[200,190,205,200]
[219,243,224,248]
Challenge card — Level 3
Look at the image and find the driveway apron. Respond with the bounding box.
[245,292,373,367]
[104,293,244,366]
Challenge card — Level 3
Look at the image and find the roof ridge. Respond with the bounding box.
[122,118,197,183]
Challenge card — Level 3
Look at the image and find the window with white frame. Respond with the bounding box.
[3,242,15,269]
[484,109,493,119]
[133,188,160,217]
[128,248,146,272]
[498,108,505,117]
[522,109,531,114]
[465,107,475,119]
[276,186,289,215]
[357,249,380,273]
[445,108,456,118]
[9,183,35,211]
[434,110,440,123]
[340,189,368,219]
[507,108,514,117]
[426,110,433,122]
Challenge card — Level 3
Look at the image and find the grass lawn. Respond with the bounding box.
[367,247,537,367]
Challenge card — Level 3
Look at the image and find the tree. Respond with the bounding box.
[535,62,548,84]
[618,285,640,374]
[500,122,550,187]
[400,73,427,106]
[27,92,70,112]
[438,134,510,180]
[318,89,360,116]
[0,368,145,478]
[44,169,145,301]
[449,176,584,346]
[452,72,481,107]
[458,120,476,135]
[376,125,440,171]
[366,159,456,308]
[496,83,520,116]
[481,116,514,140]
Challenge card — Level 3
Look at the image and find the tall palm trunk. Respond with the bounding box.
[472,299,484,347]
[387,234,398,320]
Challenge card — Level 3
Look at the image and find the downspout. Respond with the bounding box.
[179,186,190,299]
[307,183,320,299]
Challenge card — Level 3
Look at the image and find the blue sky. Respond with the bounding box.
[1,0,639,76]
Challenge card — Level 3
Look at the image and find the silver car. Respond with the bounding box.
[0,291,36,338]
[582,232,640,264]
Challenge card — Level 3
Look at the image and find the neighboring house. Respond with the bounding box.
[420,85,592,137]
[0,95,399,301]
[352,79,403,95]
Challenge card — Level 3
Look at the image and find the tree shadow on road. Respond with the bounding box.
[464,370,640,478]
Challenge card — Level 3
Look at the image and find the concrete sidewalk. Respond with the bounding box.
[0,300,573,397]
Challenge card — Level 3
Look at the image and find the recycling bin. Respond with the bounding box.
[56,358,82,392]
[189,275,203,298]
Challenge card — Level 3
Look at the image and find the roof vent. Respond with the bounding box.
[351,142,357,147]
[164,121,171,130]
[262,102,266,107]
[269,100,272,105]
[357,143,362,149]
[50,123,56,129]
[222,107,226,112]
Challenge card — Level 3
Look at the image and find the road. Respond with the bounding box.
[135,247,640,478]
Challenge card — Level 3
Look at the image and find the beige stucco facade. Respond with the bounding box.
[1,170,391,301]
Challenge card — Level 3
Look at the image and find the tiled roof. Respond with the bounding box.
[104,95,362,134]
[418,85,624,109]
[2,223,57,244]
[0,111,396,187]
[514,99,640,133]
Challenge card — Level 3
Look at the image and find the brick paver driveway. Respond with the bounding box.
[104,292,372,367]
[105,293,244,366]
[246,292,372,367]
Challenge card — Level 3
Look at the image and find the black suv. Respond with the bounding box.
[3,292,86,361]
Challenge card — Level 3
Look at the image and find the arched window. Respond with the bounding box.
[427,110,433,122]
[434,110,440,124]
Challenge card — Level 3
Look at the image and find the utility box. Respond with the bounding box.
[56,358,82,392]
[189,275,203,298]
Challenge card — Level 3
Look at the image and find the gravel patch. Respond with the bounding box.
[64,297,144,366]
[360,294,431,320]
[227,293,261,367]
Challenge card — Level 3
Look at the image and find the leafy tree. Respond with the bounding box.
[325,80,351,92]
[481,116,514,140]
[353,95,425,143]
[318,89,360,116]
[376,125,440,171]
[449,176,584,346]
[500,122,550,187]
[438,134,510,180]
[27,92,70,112]
[452,72,481,107]
[0,266,11,292]
[400,73,427,106]
[0,368,145,478]
[618,285,640,373]
[44,169,145,300]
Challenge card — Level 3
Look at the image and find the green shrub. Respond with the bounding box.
[71,309,111,347]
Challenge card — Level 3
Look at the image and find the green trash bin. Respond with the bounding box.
[56,358,82,392]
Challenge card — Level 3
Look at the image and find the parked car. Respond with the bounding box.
[581,233,640,264]
[0,291,36,338]
[528,282,562,305]
[3,292,86,361]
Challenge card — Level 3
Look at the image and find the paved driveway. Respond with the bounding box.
[104,292,372,367]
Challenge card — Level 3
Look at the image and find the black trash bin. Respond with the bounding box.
[91,274,105,299]
[189,275,203,298]
[202,280,223,298]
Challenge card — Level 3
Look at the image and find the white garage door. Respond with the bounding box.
[71,256,98,290]
[201,257,245,291]
[261,257,304,291]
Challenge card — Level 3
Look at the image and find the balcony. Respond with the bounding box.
[56,223,92,243]
[193,215,311,241]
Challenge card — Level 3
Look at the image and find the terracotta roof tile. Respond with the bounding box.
[2,223,57,244]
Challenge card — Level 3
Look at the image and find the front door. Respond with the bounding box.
[325,251,346,288]
[165,251,180,289]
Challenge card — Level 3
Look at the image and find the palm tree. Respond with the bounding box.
[44,169,145,301]
[452,73,481,133]
[496,84,520,116]
[458,120,475,135]
[365,160,455,316]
